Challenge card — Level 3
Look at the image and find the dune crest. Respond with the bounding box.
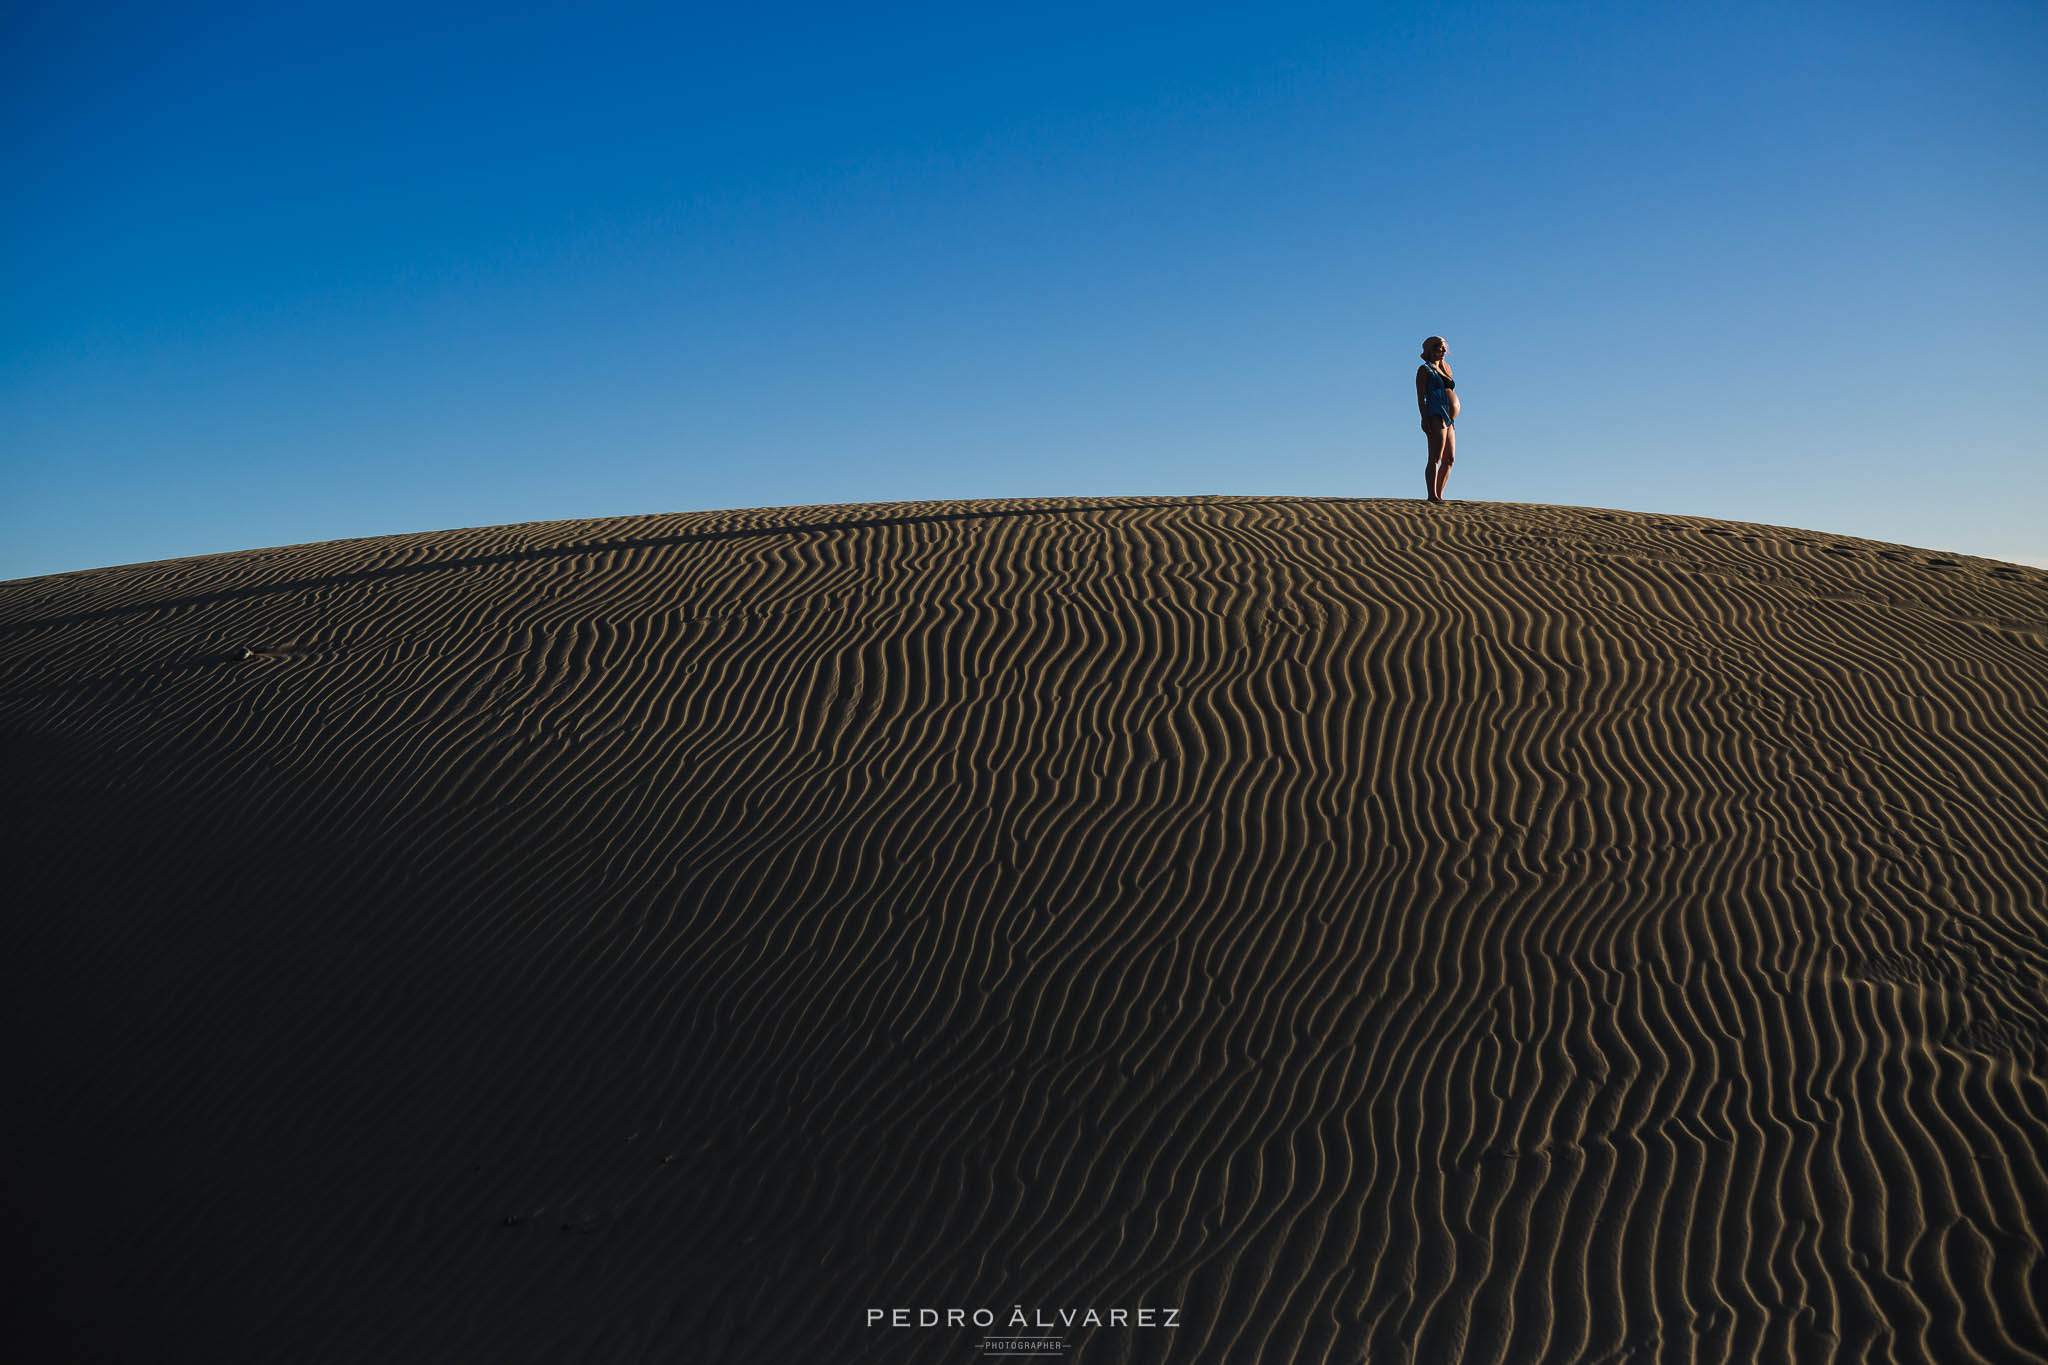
[5,496,2045,1363]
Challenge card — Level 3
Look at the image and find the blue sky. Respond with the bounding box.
[5,0,2044,580]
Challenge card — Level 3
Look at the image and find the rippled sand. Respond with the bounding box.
[5,496,2045,1363]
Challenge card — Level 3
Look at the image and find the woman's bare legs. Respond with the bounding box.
[1423,418,1456,501]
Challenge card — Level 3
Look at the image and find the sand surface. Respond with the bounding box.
[4,495,2045,1363]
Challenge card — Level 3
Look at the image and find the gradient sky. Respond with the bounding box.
[5,0,2044,581]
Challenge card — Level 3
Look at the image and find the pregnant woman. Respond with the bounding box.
[1416,336,1459,503]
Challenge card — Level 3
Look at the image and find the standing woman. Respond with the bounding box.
[1416,336,1459,502]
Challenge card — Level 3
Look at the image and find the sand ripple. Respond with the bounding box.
[4,497,2045,1362]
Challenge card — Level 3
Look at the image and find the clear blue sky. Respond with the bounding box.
[5,0,2044,580]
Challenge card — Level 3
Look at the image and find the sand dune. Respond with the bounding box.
[4,495,2045,1363]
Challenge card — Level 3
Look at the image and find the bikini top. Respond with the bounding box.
[1420,360,1453,392]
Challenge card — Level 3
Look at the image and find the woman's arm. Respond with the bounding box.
[1416,365,1431,415]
